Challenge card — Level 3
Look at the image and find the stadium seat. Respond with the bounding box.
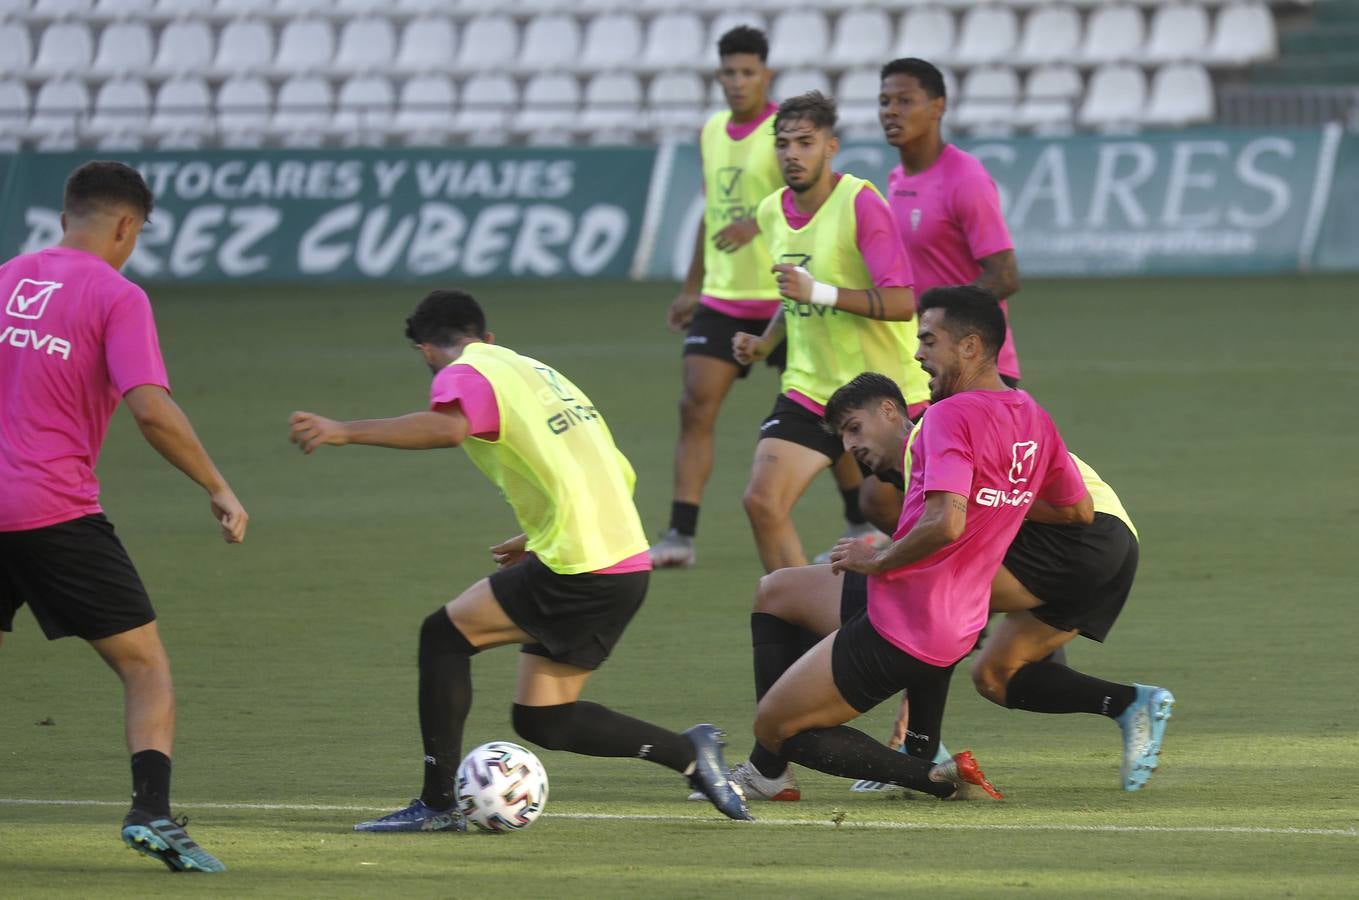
[148,76,212,148]
[827,8,893,68]
[31,22,95,78]
[214,0,272,15]
[837,67,884,138]
[454,16,519,75]
[273,0,329,16]
[270,75,332,147]
[332,75,394,146]
[394,74,455,146]
[153,0,213,18]
[580,13,644,72]
[151,20,214,78]
[952,66,1020,135]
[646,70,705,136]
[27,79,89,150]
[394,17,456,75]
[0,21,34,79]
[396,0,448,12]
[91,0,153,20]
[0,0,29,14]
[767,9,830,69]
[1143,62,1214,126]
[31,0,92,19]
[336,0,388,14]
[1145,3,1210,63]
[212,19,273,78]
[0,80,29,151]
[954,6,1019,66]
[773,68,831,100]
[1080,4,1145,65]
[1078,64,1146,130]
[1207,3,1277,66]
[705,12,768,53]
[517,14,581,74]
[1016,6,1082,66]
[90,21,154,77]
[581,71,643,143]
[891,8,957,65]
[1016,65,1081,132]
[513,72,580,145]
[332,17,397,77]
[215,75,271,147]
[638,12,704,73]
[452,73,517,144]
[273,18,335,76]
[85,77,151,149]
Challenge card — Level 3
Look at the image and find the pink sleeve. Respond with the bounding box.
[104,288,170,395]
[853,187,914,288]
[921,404,974,497]
[429,365,500,440]
[1038,438,1087,506]
[954,164,1014,261]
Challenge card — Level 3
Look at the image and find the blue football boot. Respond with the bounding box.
[121,812,225,872]
[1116,684,1175,791]
[682,724,754,821]
[354,799,466,833]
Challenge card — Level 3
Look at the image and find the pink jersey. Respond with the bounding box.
[429,362,650,574]
[867,389,1086,666]
[0,247,170,532]
[888,146,1020,379]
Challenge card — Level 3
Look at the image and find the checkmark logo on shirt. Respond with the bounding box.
[6,279,63,320]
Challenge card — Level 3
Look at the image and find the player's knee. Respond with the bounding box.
[678,389,719,430]
[511,702,575,751]
[419,609,476,667]
[742,486,784,527]
[970,657,1009,706]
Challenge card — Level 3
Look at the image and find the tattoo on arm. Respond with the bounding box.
[951,498,967,513]
[865,288,884,320]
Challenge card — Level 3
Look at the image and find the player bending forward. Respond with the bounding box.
[289,290,751,830]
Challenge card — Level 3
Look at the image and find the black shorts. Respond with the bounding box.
[831,606,956,714]
[684,305,786,377]
[840,570,869,622]
[758,394,843,462]
[488,554,648,671]
[0,513,156,641]
[1003,513,1138,642]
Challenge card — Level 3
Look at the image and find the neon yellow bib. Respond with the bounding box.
[755,175,929,407]
[699,111,782,301]
[1070,453,1137,539]
[455,343,648,574]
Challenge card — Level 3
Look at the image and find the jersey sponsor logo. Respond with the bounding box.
[0,324,72,359]
[975,487,1034,508]
[1008,440,1038,484]
[716,167,742,198]
[547,403,600,435]
[6,279,62,320]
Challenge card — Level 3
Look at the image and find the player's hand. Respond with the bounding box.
[713,219,758,253]
[209,488,248,544]
[771,264,815,304]
[732,331,770,366]
[289,411,349,454]
[491,534,529,568]
[829,538,881,575]
[666,291,700,333]
[887,692,910,750]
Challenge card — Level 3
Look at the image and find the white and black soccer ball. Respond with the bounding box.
[455,741,549,833]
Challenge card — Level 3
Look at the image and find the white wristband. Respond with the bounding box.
[795,267,839,307]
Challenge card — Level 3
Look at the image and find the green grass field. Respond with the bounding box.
[3,275,1357,897]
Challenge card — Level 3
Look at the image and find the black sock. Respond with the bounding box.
[782,726,952,798]
[512,702,694,773]
[130,749,171,817]
[669,502,699,537]
[418,609,477,810]
[1005,661,1137,718]
[841,487,867,526]
[748,613,807,778]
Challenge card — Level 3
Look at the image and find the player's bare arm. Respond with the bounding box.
[666,221,707,332]
[732,308,786,365]
[1026,492,1095,526]
[289,408,469,454]
[973,250,1020,301]
[712,218,759,253]
[771,264,915,321]
[829,490,966,575]
[124,384,248,544]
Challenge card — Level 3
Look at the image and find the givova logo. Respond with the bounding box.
[6,279,62,320]
[716,167,742,198]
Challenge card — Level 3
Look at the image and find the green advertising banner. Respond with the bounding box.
[644,127,1351,280]
[0,147,657,281]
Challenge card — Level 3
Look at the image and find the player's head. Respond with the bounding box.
[773,91,839,194]
[405,289,491,372]
[915,285,1006,401]
[878,58,946,149]
[825,372,911,473]
[717,26,771,118]
[61,161,153,270]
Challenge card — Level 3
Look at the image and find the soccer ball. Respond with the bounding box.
[455,741,549,833]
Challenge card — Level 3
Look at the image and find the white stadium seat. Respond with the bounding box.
[1208,3,1278,65]
[336,0,387,14]
[952,66,1020,134]
[453,73,517,144]
[828,8,893,69]
[954,6,1019,66]
[646,70,705,136]
[1143,62,1214,126]
[580,13,644,72]
[1078,64,1146,130]
[837,67,884,137]
[773,68,831,100]
[1080,5,1145,65]
[892,8,957,65]
[705,12,768,53]
[86,77,151,149]
[214,0,271,15]
[31,0,92,19]
[32,22,95,78]
[1145,3,1211,63]
[0,80,29,151]
[1016,6,1082,66]
[517,14,581,73]
[216,75,271,147]
[91,0,152,20]
[0,21,34,79]
[639,13,705,73]
[455,16,519,75]
[271,75,332,147]
[90,21,154,77]
[394,17,456,75]
[274,0,329,15]
[332,18,397,77]
[767,9,830,69]
[332,75,395,146]
[273,19,335,76]
[27,79,89,150]
[151,20,214,78]
[581,71,643,143]
[394,74,455,146]
[213,20,273,78]
[1017,65,1082,132]
[149,76,212,148]
[153,0,212,18]
[513,72,580,145]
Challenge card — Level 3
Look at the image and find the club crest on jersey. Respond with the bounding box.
[6,279,62,320]
[910,208,922,231]
[716,167,742,198]
[1008,441,1038,484]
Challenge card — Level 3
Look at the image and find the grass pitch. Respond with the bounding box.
[2,275,1357,897]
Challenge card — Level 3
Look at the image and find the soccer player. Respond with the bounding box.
[653,26,873,568]
[742,286,1091,801]
[0,161,248,872]
[731,91,929,573]
[288,290,751,831]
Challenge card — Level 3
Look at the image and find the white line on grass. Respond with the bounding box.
[2,798,1355,838]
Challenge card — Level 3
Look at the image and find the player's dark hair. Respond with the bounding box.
[825,372,908,433]
[63,161,153,221]
[718,25,768,62]
[774,91,837,134]
[918,285,1006,361]
[880,58,947,100]
[405,289,488,346]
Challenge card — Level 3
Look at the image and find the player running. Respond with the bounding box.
[731,91,928,573]
[0,161,248,872]
[289,290,751,831]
